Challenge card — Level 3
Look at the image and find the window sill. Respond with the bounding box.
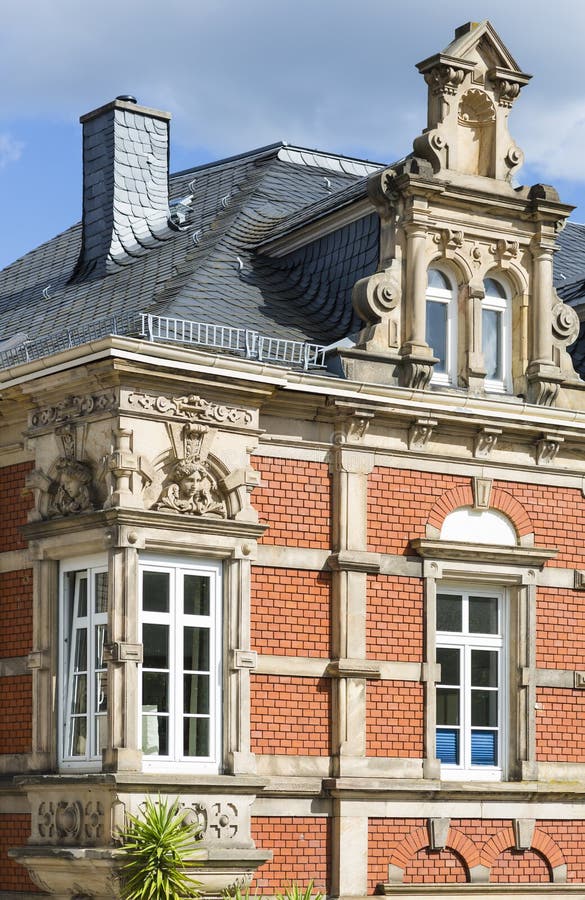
[411,539,556,568]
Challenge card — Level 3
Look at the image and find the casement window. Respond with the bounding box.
[140,558,222,772]
[60,556,108,768]
[436,586,505,780]
[426,267,458,386]
[482,276,511,392]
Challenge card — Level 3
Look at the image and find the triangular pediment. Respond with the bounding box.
[442,20,523,73]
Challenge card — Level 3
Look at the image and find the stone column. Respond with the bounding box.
[330,799,369,898]
[330,445,378,763]
[103,529,142,771]
[28,557,58,770]
[399,216,437,389]
[464,282,487,393]
[226,546,257,774]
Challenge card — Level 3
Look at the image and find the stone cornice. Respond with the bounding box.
[411,539,556,568]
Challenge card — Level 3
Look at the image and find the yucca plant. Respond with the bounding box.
[275,882,323,900]
[118,794,202,900]
[223,885,264,900]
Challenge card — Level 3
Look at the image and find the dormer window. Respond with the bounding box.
[426,267,457,386]
[482,276,511,393]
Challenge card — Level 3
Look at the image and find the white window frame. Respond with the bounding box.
[436,585,507,781]
[139,555,222,774]
[482,275,512,393]
[426,267,458,387]
[59,554,108,771]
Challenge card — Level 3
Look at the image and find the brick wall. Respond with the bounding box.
[490,848,551,882]
[251,817,330,892]
[0,568,33,657]
[250,675,330,756]
[251,568,331,658]
[368,469,468,555]
[0,462,33,552]
[366,575,423,662]
[404,848,468,883]
[366,681,423,757]
[0,676,32,753]
[0,814,39,892]
[536,688,585,762]
[252,457,331,548]
[368,818,585,889]
[537,586,585,670]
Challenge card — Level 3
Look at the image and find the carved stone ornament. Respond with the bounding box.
[552,301,580,346]
[474,426,501,459]
[183,800,240,843]
[34,798,105,845]
[433,228,464,255]
[352,270,400,325]
[128,391,253,426]
[30,391,117,429]
[536,433,564,466]
[409,418,437,450]
[472,476,492,510]
[29,456,95,520]
[424,64,466,96]
[399,357,436,391]
[155,457,226,518]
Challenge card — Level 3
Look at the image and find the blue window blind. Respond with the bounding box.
[471,730,497,765]
[437,728,459,764]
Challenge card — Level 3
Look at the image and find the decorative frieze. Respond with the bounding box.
[127,391,253,426]
[29,391,117,429]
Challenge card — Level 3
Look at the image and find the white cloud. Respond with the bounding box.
[1,0,585,184]
[0,133,23,169]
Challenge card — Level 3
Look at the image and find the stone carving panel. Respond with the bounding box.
[128,391,253,426]
[30,390,117,429]
[33,796,106,846]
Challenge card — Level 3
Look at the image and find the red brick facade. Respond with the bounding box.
[251,567,331,657]
[253,457,332,548]
[366,681,424,757]
[0,462,33,552]
[0,814,39,891]
[250,674,331,755]
[0,675,32,754]
[0,568,33,657]
[251,817,330,892]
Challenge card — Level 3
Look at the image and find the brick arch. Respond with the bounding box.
[480,826,565,873]
[389,826,479,879]
[427,485,533,538]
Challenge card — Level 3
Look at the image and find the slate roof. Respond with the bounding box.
[2,137,585,378]
[0,143,380,365]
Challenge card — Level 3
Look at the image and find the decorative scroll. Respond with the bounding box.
[128,392,253,426]
[30,391,116,428]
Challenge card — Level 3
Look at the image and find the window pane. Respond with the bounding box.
[74,629,87,670]
[95,670,107,712]
[95,714,107,756]
[95,623,106,669]
[437,647,460,685]
[482,307,502,380]
[143,571,170,612]
[69,717,87,756]
[184,626,209,672]
[184,674,209,715]
[94,572,108,614]
[469,596,499,634]
[437,728,459,764]
[484,277,506,299]
[471,730,497,765]
[142,672,169,712]
[72,674,87,714]
[471,649,498,687]
[184,575,210,616]
[428,268,450,290]
[472,689,498,727]
[437,594,462,632]
[76,575,88,618]
[437,688,459,725]
[143,624,169,669]
[184,717,209,757]
[142,715,168,756]
[426,300,447,372]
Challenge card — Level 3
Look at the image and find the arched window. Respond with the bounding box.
[482,276,511,392]
[426,267,457,386]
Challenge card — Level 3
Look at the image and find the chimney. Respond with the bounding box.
[72,96,172,280]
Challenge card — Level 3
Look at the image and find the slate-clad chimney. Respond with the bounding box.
[72,97,172,279]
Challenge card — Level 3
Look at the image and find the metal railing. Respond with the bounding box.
[140,313,327,369]
[0,311,327,372]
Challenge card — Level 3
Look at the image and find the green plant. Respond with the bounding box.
[275,882,323,900]
[223,885,264,900]
[118,794,202,900]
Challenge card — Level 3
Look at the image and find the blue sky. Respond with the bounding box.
[2,0,585,271]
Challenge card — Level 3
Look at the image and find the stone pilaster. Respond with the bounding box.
[28,557,58,771]
[226,545,257,774]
